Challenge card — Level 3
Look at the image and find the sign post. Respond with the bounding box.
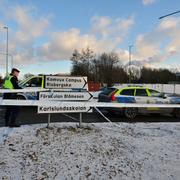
[47,114,51,128]
[79,113,82,128]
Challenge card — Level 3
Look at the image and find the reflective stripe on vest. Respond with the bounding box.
[3,75,14,89]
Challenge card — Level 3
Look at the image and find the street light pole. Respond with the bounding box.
[159,10,180,19]
[4,26,8,76]
[129,45,133,83]
[10,54,13,69]
[0,52,13,71]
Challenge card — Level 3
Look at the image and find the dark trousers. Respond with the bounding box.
[5,106,20,125]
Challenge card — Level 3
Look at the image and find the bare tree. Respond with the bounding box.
[96,52,119,86]
[112,66,129,83]
[71,50,127,85]
[71,47,96,80]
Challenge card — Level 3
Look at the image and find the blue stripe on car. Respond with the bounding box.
[116,96,136,103]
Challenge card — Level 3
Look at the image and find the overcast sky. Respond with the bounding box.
[0,0,180,76]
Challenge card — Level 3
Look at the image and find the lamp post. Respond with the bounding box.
[3,26,8,76]
[0,52,13,71]
[159,10,180,19]
[129,45,133,83]
[10,54,13,69]
[159,11,180,84]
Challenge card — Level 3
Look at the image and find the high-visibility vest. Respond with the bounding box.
[3,75,14,89]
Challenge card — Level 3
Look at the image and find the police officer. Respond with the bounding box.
[3,68,21,127]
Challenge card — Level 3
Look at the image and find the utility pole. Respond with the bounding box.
[129,45,133,83]
[3,26,8,76]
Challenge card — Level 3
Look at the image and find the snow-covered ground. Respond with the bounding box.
[0,122,180,180]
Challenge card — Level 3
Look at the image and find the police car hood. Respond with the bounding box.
[165,93,180,104]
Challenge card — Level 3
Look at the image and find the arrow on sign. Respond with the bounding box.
[39,91,93,101]
[82,77,88,89]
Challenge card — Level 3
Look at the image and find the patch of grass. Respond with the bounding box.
[67,126,78,133]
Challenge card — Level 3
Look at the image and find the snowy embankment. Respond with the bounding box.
[0,122,180,180]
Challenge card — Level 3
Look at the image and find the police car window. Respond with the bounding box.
[120,89,134,96]
[148,89,161,97]
[102,88,117,95]
[148,89,159,93]
[27,78,42,87]
[135,89,148,96]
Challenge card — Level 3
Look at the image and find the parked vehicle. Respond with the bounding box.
[16,75,44,100]
[92,87,116,99]
[98,86,180,119]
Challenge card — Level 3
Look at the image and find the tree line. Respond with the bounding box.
[70,47,177,86]
[0,47,178,87]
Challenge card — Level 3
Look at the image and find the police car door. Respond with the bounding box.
[135,88,158,113]
[147,89,171,113]
[147,89,169,104]
[135,89,150,103]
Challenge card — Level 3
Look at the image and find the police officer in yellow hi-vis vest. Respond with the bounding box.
[3,68,21,127]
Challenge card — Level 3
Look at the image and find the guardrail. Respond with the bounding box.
[0,88,48,93]
[1,99,180,108]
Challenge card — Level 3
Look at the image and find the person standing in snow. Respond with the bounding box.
[3,68,22,127]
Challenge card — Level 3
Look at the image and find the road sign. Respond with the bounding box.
[38,105,92,113]
[39,91,93,101]
[44,76,88,89]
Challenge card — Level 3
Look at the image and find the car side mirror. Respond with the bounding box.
[25,83,30,87]
[161,93,166,99]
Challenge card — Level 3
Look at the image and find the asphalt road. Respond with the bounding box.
[0,106,179,127]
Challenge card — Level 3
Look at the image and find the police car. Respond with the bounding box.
[98,86,180,119]
[17,75,44,100]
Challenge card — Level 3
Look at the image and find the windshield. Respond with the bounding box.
[19,77,43,88]
[148,89,162,97]
[101,88,117,95]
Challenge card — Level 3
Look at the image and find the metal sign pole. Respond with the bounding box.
[47,114,51,128]
[79,113,83,128]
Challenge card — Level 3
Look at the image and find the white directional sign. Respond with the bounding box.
[39,91,93,101]
[38,105,92,113]
[44,76,88,90]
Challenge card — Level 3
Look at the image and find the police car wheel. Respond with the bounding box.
[124,108,138,119]
[173,108,180,119]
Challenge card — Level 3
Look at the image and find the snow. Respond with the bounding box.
[0,122,180,180]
